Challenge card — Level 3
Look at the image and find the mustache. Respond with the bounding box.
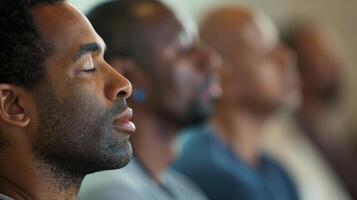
[106,99,128,121]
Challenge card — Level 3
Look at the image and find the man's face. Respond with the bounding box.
[231,20,301,113]
[145,11,221,127]
[296,30,342,102]
[29,2,134,180]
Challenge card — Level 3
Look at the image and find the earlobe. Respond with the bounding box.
[133,88,147,103]
[110,57,153,104]
[0,85,30,128]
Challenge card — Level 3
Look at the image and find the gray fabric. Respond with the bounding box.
[78,159,208,200]
[0,194,14,200]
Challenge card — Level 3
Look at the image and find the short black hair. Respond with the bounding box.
[87,0,166,72]
[0,0,65,89]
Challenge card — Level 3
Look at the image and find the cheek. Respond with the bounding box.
[225,77,241,102]
[26,96,42,143]
[256,64,282,95]
[54,82,106,128]
[74,88,105,115]
[241,65,283,103]
[70,76,111,109]
[172,64,200,104]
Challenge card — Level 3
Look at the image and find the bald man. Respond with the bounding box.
[282,22,357,200]
[174,7,300,200]
[78,0,220,199]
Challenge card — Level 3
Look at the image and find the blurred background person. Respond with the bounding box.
[78,0,221,199]
[283,22,357,199]
[174,6,301,200]
[262,21,356,200]
[70,0,357,162]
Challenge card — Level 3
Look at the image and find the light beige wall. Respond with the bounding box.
[71,0,357,129]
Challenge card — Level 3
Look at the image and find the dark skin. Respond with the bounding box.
[292,25,344,122]
[200,7,300,166]
[293,24,343,107]
[110,2,221,182]
[0,2,133,200]
[291,23,357,200]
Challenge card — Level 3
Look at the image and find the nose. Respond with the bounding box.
[197,42,222,74]
[103,62,132,102]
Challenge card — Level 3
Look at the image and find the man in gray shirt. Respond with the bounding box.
[79,0,221,199]
[0,194,13,200]
[0,0,134,199]
[79,159,207,200]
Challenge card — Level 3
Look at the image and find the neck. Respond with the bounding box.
[0,136,80,200]
[212,102,268,167]
[131,110,178,183]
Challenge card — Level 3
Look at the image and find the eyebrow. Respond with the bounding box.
[73,42,106,61]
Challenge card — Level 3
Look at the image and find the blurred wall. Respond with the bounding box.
[70,0,357,134]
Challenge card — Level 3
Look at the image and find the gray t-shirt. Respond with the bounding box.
[0,194,14,200]
[78,159,208,200]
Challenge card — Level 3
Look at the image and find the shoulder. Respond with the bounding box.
[174,127,237,182]
[261,154,300,199]
[165,169,209,200]
[178,126,214,149]
[78,161,145,200]
[175,126,219,166]
[174,155,252,200]
[262,154,295,180]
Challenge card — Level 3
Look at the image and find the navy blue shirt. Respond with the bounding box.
[173,126,300,200]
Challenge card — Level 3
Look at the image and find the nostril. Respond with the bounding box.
[117,91,127,98]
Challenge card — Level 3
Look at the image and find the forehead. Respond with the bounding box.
[31,2,104,57]
[142,5,197,47]
[254,11,278,46]
[242,13,278,52]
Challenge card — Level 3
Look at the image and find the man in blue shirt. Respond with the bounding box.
[174,6,301,200]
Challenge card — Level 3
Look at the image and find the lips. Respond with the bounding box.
[113,108,136,134]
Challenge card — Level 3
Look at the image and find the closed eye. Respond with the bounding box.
[83,68,96,73]
[82,57,95,73]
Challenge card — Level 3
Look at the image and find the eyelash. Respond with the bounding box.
[83,68,96,73]
[82,58,96,73]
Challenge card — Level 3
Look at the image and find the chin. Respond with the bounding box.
[119,143,133,167]
[110,141,133,169]
[87,140,133,173]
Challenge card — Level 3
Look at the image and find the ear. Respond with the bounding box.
[0,84,30,128]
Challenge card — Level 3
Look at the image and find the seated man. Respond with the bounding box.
[78,0,221,199]
[0,0,134,199]
[174,6,301,200]
[281,22,357,200]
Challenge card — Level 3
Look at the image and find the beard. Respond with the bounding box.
[32,85,132,188]
[157,83,216,129]
[176,97,214,127]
